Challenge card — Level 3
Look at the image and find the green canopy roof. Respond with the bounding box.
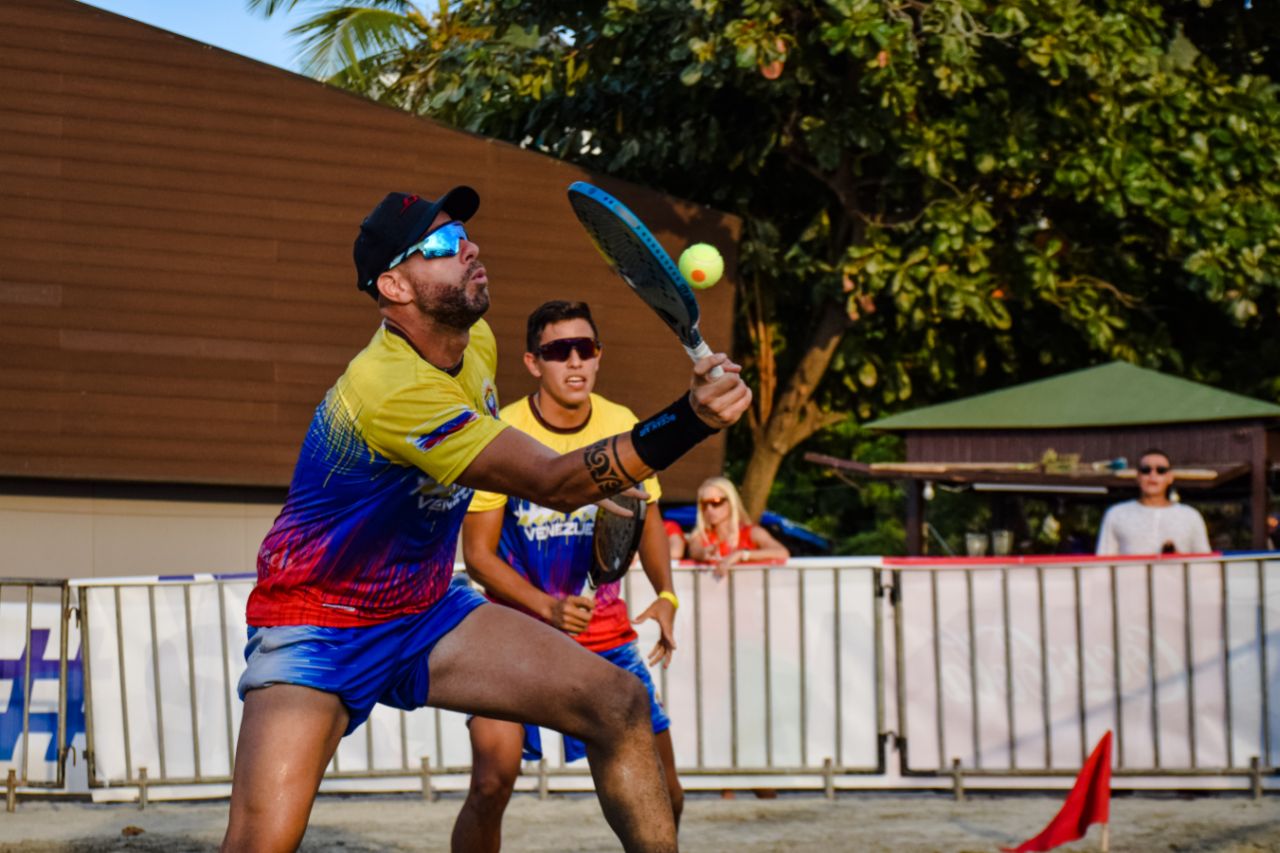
[868,362,1280,431]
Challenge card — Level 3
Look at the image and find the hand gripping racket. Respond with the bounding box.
[589,493,648,588]
[567,181,723,378]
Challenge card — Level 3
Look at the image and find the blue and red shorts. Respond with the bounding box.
[238,578,486,735]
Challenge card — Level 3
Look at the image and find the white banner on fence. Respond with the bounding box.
[72,555,1276,793]
[646,562,880,772]
[78,563,882,788]
[895,557,1280,773]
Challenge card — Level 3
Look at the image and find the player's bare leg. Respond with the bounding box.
[430,605,677,853]
[654,729,683,827]
[221,685,348,853]
[451,717,525,853]
[453,694,683,850]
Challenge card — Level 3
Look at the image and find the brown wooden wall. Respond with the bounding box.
[904,421,1269,467]
[0,0,739,501]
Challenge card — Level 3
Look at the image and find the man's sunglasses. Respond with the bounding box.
[1138,464,1171,475]
[700,496,728,509]
[537,337,601,362]
[387,220,468,271]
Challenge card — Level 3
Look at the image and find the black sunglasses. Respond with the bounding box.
[537,337,601,362]
[1138,464,1170,475]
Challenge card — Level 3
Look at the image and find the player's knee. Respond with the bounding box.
[224,774,314,853]
[589,668,649,734]
[468,762,518,807]
[223,807,304,853]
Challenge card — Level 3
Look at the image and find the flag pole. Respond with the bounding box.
[1100,822,1110,853]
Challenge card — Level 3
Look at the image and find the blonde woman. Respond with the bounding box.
[687,477,790,579]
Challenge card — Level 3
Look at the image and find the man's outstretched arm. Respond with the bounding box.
[457,353,750,511]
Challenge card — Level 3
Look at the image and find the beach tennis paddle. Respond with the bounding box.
[567,181,723,378]
[589,493,648,588]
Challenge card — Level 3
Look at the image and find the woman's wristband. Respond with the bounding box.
[658,590,680,610]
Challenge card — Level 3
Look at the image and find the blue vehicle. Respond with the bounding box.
[661,505,832,556]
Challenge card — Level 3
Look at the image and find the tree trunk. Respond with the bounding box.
[739,299,850,520]
[739,441,787,523]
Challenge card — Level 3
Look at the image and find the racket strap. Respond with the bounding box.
[631,393,718,471]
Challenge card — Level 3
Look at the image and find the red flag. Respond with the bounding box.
[1002,731,1113,853]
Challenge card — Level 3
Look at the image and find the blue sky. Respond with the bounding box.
[77,0,309,72]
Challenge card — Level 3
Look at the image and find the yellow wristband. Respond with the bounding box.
[658,590,680,610]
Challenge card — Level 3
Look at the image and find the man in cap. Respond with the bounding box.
[221,188,750,852]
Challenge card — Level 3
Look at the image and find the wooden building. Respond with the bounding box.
[0,0,738,578]
[809,362,1280,554]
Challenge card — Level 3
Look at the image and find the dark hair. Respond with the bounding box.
[1137,448,1172,466]
[525,300,600,354]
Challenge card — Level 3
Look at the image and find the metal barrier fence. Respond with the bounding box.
[73,562,883,796]
[633,559,883,779]
[2,555,1276,803]
[79,575,248,792]
[0,578,74,802]
[890,555,1279,780]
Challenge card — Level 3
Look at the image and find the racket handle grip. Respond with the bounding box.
[686,340,724,379]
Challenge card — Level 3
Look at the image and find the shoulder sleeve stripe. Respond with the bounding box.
[411,409,479,452]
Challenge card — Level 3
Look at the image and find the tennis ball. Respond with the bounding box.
[678,243,724,289]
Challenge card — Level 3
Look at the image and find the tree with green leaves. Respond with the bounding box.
[253,0,1280,528]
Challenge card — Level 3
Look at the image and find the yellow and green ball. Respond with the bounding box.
[678,243,724,290]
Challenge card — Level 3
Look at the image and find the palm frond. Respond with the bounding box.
[288,7,428,80]
[246,0,423,16]
[245,0,298,16]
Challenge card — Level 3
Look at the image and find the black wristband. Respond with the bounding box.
[631,393,718,471]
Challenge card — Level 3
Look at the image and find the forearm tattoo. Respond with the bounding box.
[583,436,633,495]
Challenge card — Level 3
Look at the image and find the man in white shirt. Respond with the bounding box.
[1096,449,1211,556]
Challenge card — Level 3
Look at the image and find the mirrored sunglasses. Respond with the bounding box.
[387,220,468,271]
[700,496,728,509]
[537,337,601,362]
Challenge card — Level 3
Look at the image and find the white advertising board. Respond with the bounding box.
[894,557,1280,773]
[78,563,883,790]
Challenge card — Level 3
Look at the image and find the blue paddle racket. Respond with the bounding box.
[567,181,722,378]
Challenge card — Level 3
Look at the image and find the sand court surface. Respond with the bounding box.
[1,792,1277,852]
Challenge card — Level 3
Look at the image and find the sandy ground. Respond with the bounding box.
[0,791,1277,852]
